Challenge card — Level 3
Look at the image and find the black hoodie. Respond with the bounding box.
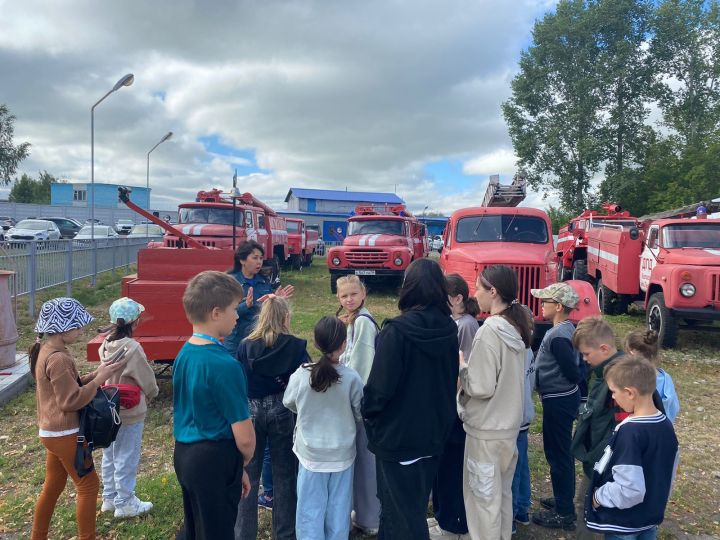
[238,334,310,399]
[361,306,459,462]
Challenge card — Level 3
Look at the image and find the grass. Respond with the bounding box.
[1,257,719,538]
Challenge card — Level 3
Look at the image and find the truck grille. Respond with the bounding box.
[478,264,542,317]
[346,249,389,266]
[712,273,720,305]
[165,238,217,248]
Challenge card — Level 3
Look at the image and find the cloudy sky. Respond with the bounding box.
[0,0,558,214]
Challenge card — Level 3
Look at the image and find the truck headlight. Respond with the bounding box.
[680,283,696,297]
[332,257,340,266]
[394,257,403,266]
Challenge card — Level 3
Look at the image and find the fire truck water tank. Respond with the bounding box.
[0,271,18,368]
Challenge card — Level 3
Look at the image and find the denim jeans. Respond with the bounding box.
[235,393,297,540]
[296,463,354,540]
[261,443,273,495]
[605,527,657,540]
[101,420,144,506]
[511,429,530,517]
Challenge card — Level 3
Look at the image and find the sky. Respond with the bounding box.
[0,0,559,214]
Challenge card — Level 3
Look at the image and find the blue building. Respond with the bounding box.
[281,187,405,241]
[51,182,150,210]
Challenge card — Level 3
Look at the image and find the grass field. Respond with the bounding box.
[0,257,719,539]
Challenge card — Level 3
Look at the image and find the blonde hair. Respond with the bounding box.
[246,296,290,347]
[604,356,657,396]
[183,271,244,324]
[624,330,660,365]
[572,316,616,349]
[335,275,367,326]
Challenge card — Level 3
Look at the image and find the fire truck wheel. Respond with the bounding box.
[572,259,589,282]
[290,254,302,271]
[304,253,313,266]
[647,292,679,348]
[270,256,281,290]
[330,275,338,294]
[597,279,619,315]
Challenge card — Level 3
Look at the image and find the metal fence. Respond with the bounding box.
[0,238,149,317]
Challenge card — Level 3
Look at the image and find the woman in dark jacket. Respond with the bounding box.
[361,258,459,540]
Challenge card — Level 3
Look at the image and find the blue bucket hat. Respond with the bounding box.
[109,297,145,324]
[35,297,94,334]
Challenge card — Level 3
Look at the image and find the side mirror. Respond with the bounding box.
[629,227,639,240]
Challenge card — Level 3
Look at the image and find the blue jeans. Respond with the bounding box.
[296,463,354,540]
[261,444,273,495]
[235,393,297,540]
[511,429,530,517]
[606,527,657,540]
[101,420,144,506]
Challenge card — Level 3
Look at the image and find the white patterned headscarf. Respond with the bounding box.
[35,297,94,334]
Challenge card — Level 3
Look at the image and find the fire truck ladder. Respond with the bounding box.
[481,172,527,207]
[640,200,720,221]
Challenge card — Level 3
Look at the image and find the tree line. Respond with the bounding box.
[503,0,720,217]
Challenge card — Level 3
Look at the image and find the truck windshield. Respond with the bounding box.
[348,220,404,236]
[662,223,720,249]
[286,221,300,233]
[179,207,242,225]
[456,215,548,244]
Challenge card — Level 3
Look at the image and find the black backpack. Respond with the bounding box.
[75,383,122,477]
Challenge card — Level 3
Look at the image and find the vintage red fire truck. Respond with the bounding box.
[585,202,720,347]
[285,217,319,270]
[439,174,599,336]
[326,204,429,293]
[556,203,637,281]
[87,187,293,363]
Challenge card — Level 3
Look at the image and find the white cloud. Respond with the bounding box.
[0,0,559,214]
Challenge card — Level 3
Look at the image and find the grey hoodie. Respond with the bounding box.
[457,316,526,440]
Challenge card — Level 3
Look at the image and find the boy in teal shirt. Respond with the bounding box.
[173,271,256,540]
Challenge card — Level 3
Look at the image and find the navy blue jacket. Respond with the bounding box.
[223,271,274,356]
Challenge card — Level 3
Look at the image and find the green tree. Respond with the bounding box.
[9,171,58,204]
[0,104,30,185]
[546,205,577,234]
[503,0,605,213]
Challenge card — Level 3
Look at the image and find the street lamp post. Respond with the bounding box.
[90,73,133,285]
[145,131,173,237]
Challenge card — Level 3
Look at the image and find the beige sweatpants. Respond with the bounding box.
[463,436,518,540]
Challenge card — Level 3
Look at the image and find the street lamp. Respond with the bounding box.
[90,73,134,240]
[146,131,173,237]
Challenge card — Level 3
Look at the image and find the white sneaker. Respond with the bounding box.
[113,496,153,518]
[427,517,439,528]
[351,510,379,535]
[429,524,462,539]
[100,499,115,512]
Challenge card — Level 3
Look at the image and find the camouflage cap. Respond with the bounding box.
[530,282,580,309]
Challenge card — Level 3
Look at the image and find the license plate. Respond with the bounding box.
[355,270,376,276]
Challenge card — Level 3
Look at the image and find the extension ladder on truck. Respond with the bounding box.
[481,173,527,208]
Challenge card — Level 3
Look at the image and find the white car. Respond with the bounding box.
[73,225,119,246]
[126,224,165,238]
[115,219,134,234]
[5,219,62,241]
[431,235,444,251]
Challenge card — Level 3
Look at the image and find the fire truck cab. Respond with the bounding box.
[285,218,319,270]
[326,204,428,293]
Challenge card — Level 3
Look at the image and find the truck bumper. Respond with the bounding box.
[329,268,405,278]
[670,307,720,321]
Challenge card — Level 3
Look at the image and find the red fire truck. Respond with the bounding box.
[285,218,319,270]
[556,203,637,281]
[87,187,293,363]
[439,174,599,335]
[326,204,429,293]
[585,201,720,347]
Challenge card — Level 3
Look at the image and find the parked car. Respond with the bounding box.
[73,225,119,246]
[431,235,444,251]
[126,223,165,238]
[5,219,62,241]
[115,219,134,234]
[0,216,16,231]
[43,217,83,239]
[84,218,103,225]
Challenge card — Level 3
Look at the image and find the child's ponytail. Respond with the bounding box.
[29,334,44,379]
[309,316,347,392]
[446,273,480,317]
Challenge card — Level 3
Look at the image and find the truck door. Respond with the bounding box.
[301,221,306,251]
[257,213,269,253]
[245,210,257,242]
[639,225,659,293]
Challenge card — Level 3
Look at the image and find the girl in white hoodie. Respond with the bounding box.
[99,297,159,519]
[458,265,534,540]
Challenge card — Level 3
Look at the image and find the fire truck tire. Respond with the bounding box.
[572,259,589,282]
[330,275,338,294]
[270,256,281,290]
[647,292,679,348]
[290,254,302,271]
[303,252,313,266]
[597,279,620,315]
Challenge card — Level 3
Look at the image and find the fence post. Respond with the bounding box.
[66,240,73,297]
[28,241,37,318]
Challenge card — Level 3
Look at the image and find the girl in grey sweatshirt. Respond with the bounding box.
[283,317,363,540]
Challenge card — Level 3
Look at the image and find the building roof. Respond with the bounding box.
[285,187,404,204]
